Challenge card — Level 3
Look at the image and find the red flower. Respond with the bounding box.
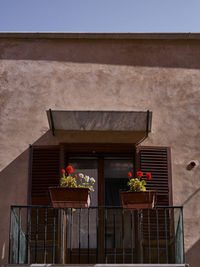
[127,172,132,178]
[146,173,152,180]
[61,169,65,173]
[137,171,143,178]
[74,174,77,179]
[66,165,73,174]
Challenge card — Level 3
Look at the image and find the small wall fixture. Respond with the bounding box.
[187,160,199,170]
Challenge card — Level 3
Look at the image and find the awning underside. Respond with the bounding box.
[46,110,152,143]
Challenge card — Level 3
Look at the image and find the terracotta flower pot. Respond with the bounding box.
[120,191,156,210]
[49,187,90,208]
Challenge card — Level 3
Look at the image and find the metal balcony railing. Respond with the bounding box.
[9,206,185,265]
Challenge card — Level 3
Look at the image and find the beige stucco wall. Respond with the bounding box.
[0,34,200,266]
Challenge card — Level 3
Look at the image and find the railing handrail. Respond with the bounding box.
[10,205,184,209]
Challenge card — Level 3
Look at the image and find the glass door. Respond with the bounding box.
[67,156,98,253]
[68,156,98,206]
[67,154,134,206]
[104,157,134,206]
[66,153,135,263]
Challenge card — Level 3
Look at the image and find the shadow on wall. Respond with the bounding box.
[182,187,200,207]
[0,148,29,266]
[0,130,55,266]
[186,239,200,267]
[1,38,200,69]
[0,130,54,266]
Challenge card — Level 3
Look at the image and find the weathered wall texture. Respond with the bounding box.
[0,35,200,266]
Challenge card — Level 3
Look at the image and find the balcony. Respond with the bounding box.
[9,206,185,265]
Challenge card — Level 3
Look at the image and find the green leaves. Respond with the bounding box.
[59,172,95,191]
[127,178,147,192]
[60,175,77,188]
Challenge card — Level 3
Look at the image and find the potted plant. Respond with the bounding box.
[49,165,95,208]
[120,171,156,209]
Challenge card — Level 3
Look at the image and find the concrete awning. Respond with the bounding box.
[46,110,152,144]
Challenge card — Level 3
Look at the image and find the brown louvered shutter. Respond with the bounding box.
[31,146,60,205]
[136,146,172,206]
[136,146,173,260]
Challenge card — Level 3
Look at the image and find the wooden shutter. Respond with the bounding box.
[136,146,173,257]
[31,146,60,205]
[136,146,172,206]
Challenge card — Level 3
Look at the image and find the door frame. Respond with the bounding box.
[60,143,136,206]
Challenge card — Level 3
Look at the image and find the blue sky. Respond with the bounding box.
[0,0,200,32]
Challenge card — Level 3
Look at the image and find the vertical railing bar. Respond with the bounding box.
[17,207,21,264]
[26,207,30,264]
[79,208,81,264]
[96,208,99,264]
[66,208,68,264]
[173,207,176,263]
[88,208,90,263]
[44,207,47,264]
[156,208,160,263]
[35,208,38,263]
[52,208,56,264]
[131,210,133,263]
[65,208,68,264]
[168,207,172,263]
[61,209,64,264]
[134,210,136,263]
[122,208,125,263]
[165,208,168,263]
[29,208,32,264]
[139,209,143,263]
[148,209,151,263]
[135,210,138,263]
[8,207,14,264]
[181,207,185,264]
[114,213,116,264]
[105,208,107,263]
[56,209,59,263]
[70,208,72,264]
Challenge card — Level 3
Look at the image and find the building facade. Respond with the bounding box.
[0,33,200,267]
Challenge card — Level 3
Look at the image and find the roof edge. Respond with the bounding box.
[1,32,200,40]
